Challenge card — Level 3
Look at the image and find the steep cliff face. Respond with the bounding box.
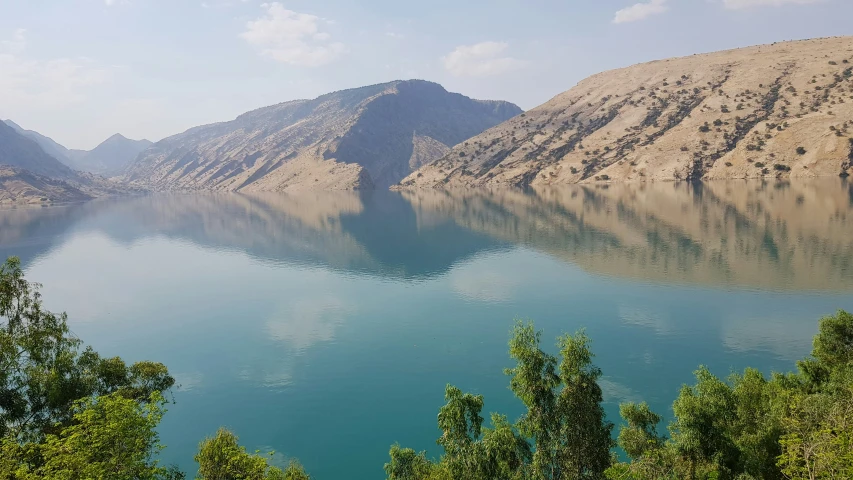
[125,80,522,191]
[400,37,853,188]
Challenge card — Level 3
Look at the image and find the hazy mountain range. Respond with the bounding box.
[4,120,152,176]
[2,37,853,205]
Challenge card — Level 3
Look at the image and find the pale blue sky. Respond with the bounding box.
[1,0,850,149]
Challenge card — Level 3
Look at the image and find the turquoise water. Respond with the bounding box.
[1,181,852,478]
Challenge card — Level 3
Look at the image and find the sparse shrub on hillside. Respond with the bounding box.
[725,162,733,167]
[755,162,766,168]
[797,146,807,155]
[699,124,711,133]
[774,164,791,172]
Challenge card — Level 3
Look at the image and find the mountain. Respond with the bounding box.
[3,120,152,176]
[125,80,522,191]
[0,165,92,205]
[73,134,153,176]
[0,120,74,179]
[399,37,853,188]
[3,119,80,167]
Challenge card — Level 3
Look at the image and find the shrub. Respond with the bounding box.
[725,162,733,167]
[796,147,807,155]
[699,124,711,133]
[755,162,766,168]
[774,164,791,172]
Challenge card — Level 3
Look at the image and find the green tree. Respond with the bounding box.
[385,444,444,480]
[195,428,303,480]
[616,402,664,461]
[506,322,613,479]
[1,392,179,480]
[506,322,560,478]
[0,256,174,441]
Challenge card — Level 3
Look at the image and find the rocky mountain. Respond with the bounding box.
[73,134,153,176]
[3,121,152,176]
[0,166,92,205]
[125,80,522,191]
[0,122,146,204]
[400,37,853,188]
[3,120,84,167]
[0,120,74,179]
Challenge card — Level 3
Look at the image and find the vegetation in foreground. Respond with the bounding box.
[1,255,851,479]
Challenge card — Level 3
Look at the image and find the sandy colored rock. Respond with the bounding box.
[125,80,521,192]
[400,37,853,188]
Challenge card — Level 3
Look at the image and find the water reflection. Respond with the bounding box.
[403,180,853,291]
[1,180,852,291]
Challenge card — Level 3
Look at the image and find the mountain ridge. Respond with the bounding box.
[2,119,152,176]
[125,79,522,191]
[399,36,853,188]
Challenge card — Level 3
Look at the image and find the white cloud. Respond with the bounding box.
[265,297,349,352]
[442,41,524,77]
[722,0,820,8]
[240,2,346,67]
[0,28,26,54]
[0,30,111,111]
[613,0,669,23]
[613,0,668,23]
[105,0,116,5]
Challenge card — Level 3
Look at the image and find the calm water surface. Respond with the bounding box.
[1,180,852,479]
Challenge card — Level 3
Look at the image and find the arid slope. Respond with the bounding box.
[401,37,853,188]
[126,80,521,191]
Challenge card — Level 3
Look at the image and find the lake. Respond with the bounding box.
[1,180,852,479]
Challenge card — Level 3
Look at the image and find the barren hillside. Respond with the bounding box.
[0,166,92,205]
[125,80,521,191]
[400,37,853,188]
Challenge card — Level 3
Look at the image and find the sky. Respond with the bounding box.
[1,0,851,150]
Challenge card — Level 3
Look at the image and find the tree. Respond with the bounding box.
[616,402,664,461]
[506,322,560,478]
[195,428,302,480]
[0,257,174,441]
[1,256,178,478]
[778,376,853,480]
[385,444,443,480]
[506,322,613,480]
[553,330,614,479]
[2,392,180,480]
